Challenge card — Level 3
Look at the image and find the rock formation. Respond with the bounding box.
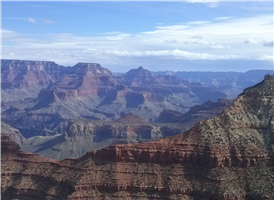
[1,121,25,145]
[20,113,182,160]
[157,99,233,124]
[51,62,116,98]
[157,109,184,123]
[1,59,61,89]
[0,59,64,113]
[2,74,274,200]
[2,59,228,142]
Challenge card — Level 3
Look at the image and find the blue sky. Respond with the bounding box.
[1,1,273,72]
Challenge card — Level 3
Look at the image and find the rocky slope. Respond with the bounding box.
[20,113,182,160]
[2,74,274,200]
[1,59,63,112]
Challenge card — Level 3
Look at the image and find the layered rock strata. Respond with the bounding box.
[20,113,182,160]
[1,59,61,89]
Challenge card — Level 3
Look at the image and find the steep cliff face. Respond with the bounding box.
[1,59,61,89]
[2,74,274,200]
[52,62,116,98]
[1,59,63,112]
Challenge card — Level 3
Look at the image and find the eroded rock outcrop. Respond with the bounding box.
[20,113,182,160]
[52,62,116,98]
[1,59,61,89]
[1,121,25,145]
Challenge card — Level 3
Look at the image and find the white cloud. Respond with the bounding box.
[191,36,203,39]
[210,45,231,49]
[263,41,274,47]
[244,39,258,44]
[101,32,125,35]
[183,39,214,45]
[1,29,20,39]
[7,17,55,25]
[2,14,273,68]
[188,21,210,25]
[102,49,244,60]
[164,40,178,43]
[106,33,131,41]
[185,0,220,8]
[28,17,36,23]
[42,19,55,25]
[215,16,232,20]
[257,55,274,61]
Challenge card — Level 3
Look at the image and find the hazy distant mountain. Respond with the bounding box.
[157,99,233,124]
[153,69,273,98]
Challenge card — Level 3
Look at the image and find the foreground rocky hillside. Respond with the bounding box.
[2,74,274,200]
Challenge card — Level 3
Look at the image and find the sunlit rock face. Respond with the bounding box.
[0,59,65,118]
[2,74,274,200]
[51,62,116,98]
[1,59,61,89]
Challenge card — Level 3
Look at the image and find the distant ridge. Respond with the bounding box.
[115,113,149,125]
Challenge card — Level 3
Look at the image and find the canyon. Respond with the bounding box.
[1,74,274,200]
[1,59,272,160]
[1,59,234,159]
